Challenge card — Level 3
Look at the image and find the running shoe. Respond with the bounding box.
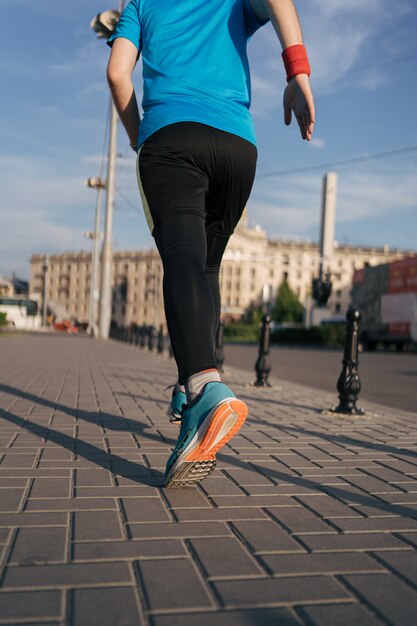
[167,387,186,425]
[164,382,248,488]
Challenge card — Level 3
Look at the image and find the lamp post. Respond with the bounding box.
[85,177,106,336]
[90,3,124,339]
[42,255,49,327]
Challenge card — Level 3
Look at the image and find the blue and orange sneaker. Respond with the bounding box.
[164,382,248,488]
[166,387,186,425]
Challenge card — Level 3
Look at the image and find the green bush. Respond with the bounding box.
[0,312,7,326]
[223,322,260,343]
[271,324,345,347]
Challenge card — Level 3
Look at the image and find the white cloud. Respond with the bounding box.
[309,137,325,150]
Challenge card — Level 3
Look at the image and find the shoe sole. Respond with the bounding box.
[164,398,248,488]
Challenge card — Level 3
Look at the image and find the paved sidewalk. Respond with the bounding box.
[0,334,417,626]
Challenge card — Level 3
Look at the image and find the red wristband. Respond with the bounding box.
[282,44,311,82]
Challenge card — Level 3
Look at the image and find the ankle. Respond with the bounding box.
[185,368,221,403]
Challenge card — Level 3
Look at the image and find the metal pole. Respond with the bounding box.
[98,99,118,339]
[86,180,105,336]
[42,255,49,327]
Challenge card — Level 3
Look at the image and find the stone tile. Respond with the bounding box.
[30,477,70,498]
[0,512,67,527]
[151,608,302,626]
[174,507,268,522]
[266,506,336,534]
[0,590,62,621]
[128,521,232,540]
[73,510,123,541]
[122,497,171,523]
[189,537,262,578]
[301,603,382,625]
[25,497,117,512]
[296,494,362,518]
[210,495,294,508]
[163,488,212,509]
[302,532,410,553]
[75,468,113,487]
[343,573,417,626]
[71,587,141,626]
[73,539,186,561]
[9,527,67,564]
[0,453,37,468]
[214,575,351,607]
[331,517,417,533]
[231,520,305,554]
[3,562,132,588]
[200,476,243,496]
[0,488,25,512]
[137,558,212,610]
[261,552,385,576]
[374,551,417,587]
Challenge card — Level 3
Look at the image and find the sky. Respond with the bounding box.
[1,0,417,279]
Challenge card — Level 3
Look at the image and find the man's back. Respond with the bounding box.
[109,0,268,145]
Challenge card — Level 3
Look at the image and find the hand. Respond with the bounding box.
[283,74,315,141]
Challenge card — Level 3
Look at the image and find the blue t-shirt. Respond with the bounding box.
[108,0,268,146]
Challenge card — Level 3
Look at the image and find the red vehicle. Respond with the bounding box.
[352,256,417,351]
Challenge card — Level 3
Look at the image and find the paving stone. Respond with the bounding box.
[0,512,67,527]
[210,495,294,508]
[2,561,132,588]
[189,536,262,578]
[162,488,212,509]
[9,527,67,564]
[200,476,243,496]
[25,497,117,512]
[0,488,25,512]
[173,507,268,522]
[71,587,142,626]
[301,532,411,552]
[75,468,113,486]
[296,494,362,518]
[231,520,305,554]
[260,552,385,576]
[374,550,417,587]
[30,477,70,498]
[128,521,232,540]
[343,573,417,626]
[73,510,123,541]
[0,453,37,468]
[122,497,171,523]
[0,527,10,543]
[151,608,303,626]
[331,517,417,533]
[0,590,62,620]
[300,602,382,625]
[214,575,351,607]
[137,558,212,610]
[73,539,186,561]
[266,505,336,534]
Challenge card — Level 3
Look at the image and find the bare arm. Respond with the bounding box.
[107,38,141,150]
[250,0,315,141]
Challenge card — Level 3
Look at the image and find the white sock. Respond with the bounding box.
[174,380,186,394]
[185,368,221,403]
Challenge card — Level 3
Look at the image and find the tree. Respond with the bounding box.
[273,279,304,323]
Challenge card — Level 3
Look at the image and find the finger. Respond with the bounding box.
[297,115,306,140]
[284,104,292,126]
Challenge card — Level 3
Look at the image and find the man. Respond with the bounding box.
[107,0,314,487]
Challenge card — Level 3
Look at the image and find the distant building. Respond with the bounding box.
[30,209,412,328]
[0,276,29,297]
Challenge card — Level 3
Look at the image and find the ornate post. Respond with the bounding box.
[147,325,155,351]
[157,325,164,354]
[252,314,272,387]
[333,306,364,415]
[215,320,225,373]
[139,325,146,348]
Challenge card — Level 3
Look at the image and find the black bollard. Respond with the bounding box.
[157,325,164,354]
[252,314,272,387]
[147,325,155,351]
[215,320,225,373]
[139,325,146,348]
[333,306,364,415]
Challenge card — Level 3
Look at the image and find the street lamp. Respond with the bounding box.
[85,177,106,336]
[42,255,49,327]
[90,3,124,339]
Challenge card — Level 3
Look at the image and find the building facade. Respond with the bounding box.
[30,210,412,328]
